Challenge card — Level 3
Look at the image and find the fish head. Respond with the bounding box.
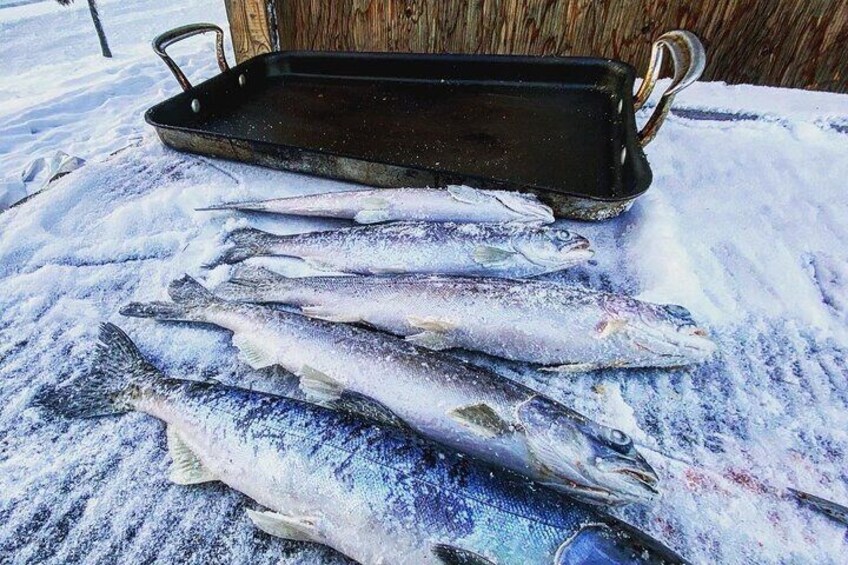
[514,229,594,270]
[490,192,556,223]
[518,396,659,505]
[598,296,717,366]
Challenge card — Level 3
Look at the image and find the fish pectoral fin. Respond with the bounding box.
[368,264,407,274]
[298,364,344,401]
[232,333,276,369]
[447,185,485,205]
[407,316,456,333]
[539,362,599,373]
[166,426,217,485]
[472,245,516,267]
[353,209,392,224]
[405,331,453,351]
[328,391,409,429]
[301,304,361,324]
[447,403,512,438]
[359,196,390,210]
[432,544,496,565]
[595,318,628,339]
[246,509,323,543]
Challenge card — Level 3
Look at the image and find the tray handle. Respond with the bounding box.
[634,30,706,146]
[153,23,230,92]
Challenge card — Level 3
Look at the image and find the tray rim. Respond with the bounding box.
[145,49,652,205]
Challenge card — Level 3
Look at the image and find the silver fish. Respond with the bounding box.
[39,323,686,564]
[789,488,848,525]
[218,222,593,278]
[198,186,555,224]
[120,276,659,506]
[215,269,717,371]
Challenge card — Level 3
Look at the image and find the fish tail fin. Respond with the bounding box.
[214,265,286,302]
[219,228,278,264]
[120,275,219,322]
[33,323,159,419]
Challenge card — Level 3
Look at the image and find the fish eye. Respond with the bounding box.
[609,429,631,446]
[664,304,692,319]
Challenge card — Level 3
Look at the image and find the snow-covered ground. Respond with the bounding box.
[2,1,848,563]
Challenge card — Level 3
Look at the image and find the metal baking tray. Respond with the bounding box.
[146,24,704,220]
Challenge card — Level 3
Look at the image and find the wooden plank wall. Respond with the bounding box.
[224,0,276,62]
[226,0,848,93]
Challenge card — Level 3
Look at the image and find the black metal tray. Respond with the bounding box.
[146,24,704,220]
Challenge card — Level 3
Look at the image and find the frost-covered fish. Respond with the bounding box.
[218,222,592,278]
[40,324,685,565]
[121,276,659,506]
[215,270,717,371]
[789,488,848,525]
[198,186,555,225]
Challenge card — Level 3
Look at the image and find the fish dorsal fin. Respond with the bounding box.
[472,245,516,267]
[406,331,453,351]
[246,509,323,543]
[166,426,216,485]
[447,185,485,204]
[353,209,393,224]
[407,316,456,333]
[328,391,409,429]
[301,304,361,323]
[433,544,496,565]
[447,403,512,438]
[298,364,343,401]
[232,333,277,369]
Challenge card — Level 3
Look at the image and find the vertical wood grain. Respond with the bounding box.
[225,0,848,92]
[224,0,274,63]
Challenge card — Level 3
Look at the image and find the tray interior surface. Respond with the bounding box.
[148,53,650,200]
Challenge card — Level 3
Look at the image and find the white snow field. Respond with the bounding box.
[2,1,848,563]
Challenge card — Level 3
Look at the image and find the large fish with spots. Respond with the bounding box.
[215,269,716,371]
[217,222,592,278]
[121,276,659,506]
[40,323,686,564]
[198,186,555,225]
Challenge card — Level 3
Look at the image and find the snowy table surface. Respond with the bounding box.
[3,1,848,563]
[1,99,847,564]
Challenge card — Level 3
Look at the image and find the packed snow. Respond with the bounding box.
[2,0,848,563]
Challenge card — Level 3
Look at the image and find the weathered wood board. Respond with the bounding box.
[225,0,848,93]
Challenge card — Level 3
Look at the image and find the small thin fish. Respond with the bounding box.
[217,222,592,278]
[215,269,717,371]
[198,186,555,225]
[121,276,660,506]
[37,323,686,564]
[789,488,848,525]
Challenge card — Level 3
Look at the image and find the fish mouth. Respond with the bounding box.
[618,468,660,493]
[538,458,660,505]
[548,469,659,505]
[628,323,717,364]
[566,238,594,262]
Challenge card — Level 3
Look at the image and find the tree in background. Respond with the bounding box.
[56,0,112,58]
